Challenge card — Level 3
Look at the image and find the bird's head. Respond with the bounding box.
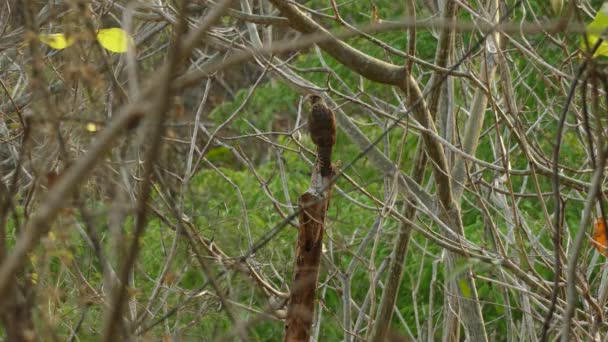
[304,94,323,106]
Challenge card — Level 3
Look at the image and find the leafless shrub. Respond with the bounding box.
[1,0,607,341]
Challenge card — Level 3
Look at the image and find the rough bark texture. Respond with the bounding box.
[284,190,330,342]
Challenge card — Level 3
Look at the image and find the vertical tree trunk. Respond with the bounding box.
[284,166,334,341]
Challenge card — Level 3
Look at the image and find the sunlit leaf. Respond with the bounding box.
[96,28,133,53]
[85,122,99,132]
[37,28,134,53]
[592,217,608,256]
[581,2,608,57]
[38,33,75,50]
[582,34,608,58]
[459,279,471,299]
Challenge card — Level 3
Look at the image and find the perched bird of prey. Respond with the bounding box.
[306,94,336,177]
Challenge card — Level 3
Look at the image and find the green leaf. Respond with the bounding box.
[581,2,608,58]
[459,279,471,299]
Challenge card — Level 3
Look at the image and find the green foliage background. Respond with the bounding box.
[2,0,604,340]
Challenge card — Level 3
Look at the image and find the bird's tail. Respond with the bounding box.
[317,146,333,177]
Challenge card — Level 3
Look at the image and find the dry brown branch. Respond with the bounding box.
[283,189,330,342]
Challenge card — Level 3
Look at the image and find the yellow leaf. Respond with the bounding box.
[581,3,608,57]
[38,33,75,50]
[587,3,608,34]
[85,122,99,132]
[459,279,471,299]
[96,28,133,53]
[582,34,608,57]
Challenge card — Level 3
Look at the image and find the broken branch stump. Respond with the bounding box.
[283,171,333,342]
